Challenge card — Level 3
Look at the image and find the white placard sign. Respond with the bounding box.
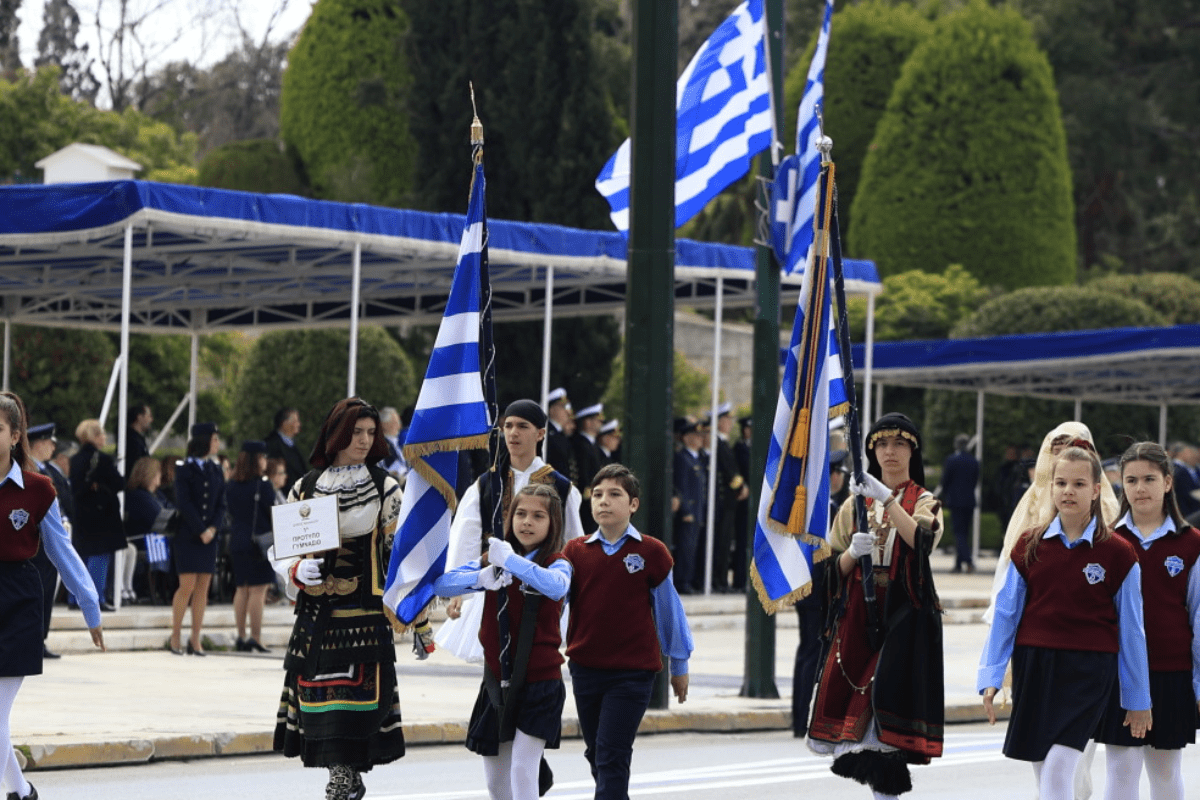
[270,494,340,559]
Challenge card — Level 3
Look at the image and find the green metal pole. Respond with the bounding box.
[625,0,676,710]
[741,0,784,700]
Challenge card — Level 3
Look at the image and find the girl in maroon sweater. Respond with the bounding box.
[433,483,570,800]
[1096,442,1200,800]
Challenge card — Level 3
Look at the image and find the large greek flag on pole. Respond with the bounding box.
[383,162,492,625]
[594,0,772,232]
[770,0,834,273]
[751,165,849,614]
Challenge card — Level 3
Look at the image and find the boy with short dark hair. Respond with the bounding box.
[563,463,693,800]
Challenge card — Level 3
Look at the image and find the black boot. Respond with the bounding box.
[7,782,38,800]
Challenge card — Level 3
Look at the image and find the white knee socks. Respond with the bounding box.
[481,731,547,800]
[0,677,30,798]
[1037,744,1084,800]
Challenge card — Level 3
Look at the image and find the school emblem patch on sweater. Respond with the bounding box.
[1165,555,1185,578]
[623,553,645,574]
[8,508,29,530]
[1083,563,1106,585]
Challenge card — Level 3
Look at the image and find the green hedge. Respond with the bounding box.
[849,4,1075,289]
[196,139,308,195]
[280,0,416,206]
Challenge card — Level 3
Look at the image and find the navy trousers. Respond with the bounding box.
[951,505,973,568]
[568,664,657,800]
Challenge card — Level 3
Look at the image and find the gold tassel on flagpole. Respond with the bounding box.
[787,408,811,458]
[787,485,808,534]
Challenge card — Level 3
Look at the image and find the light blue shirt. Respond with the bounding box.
[433,547,572,601]
[978,515,1152,711]
[1118,512,1200,696]
[580,524,695,676]
[1,462,101,629]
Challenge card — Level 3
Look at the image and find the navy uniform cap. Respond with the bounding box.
[28,422,56,442]
[191,422,218,438]
[241,440,267,454]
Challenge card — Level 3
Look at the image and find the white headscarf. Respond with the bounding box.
[983,421,1121,624]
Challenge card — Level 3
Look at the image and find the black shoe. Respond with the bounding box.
[42,646,60,660]
[167,641,185,656]
[246,637,271,654]
[187,639,206,657]
[235,637,248,652]
[100,602,117,612]
[7,782,38,800]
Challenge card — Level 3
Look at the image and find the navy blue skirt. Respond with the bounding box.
[1005,645,1116,762]
[465,677,566,756]
[0,560,47,677]
[230,547,275,586]
[173,532,218,574]
[1095,670,1199,750]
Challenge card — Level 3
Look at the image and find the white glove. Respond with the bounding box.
[294,558,325,586]
[850,472,892,504]
[475,566,512,591]
[487,537,516,572]
[847,532,875,559]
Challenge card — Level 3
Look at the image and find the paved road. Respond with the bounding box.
[29,726,1200,799]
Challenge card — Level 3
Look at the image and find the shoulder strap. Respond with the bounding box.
[297,469,322,500]
[499,593,545,741]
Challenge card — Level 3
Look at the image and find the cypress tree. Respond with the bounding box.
[403,0,618,229]
[0,0,20,75]
[279,0,416,206]
[36,0,98,103]
[783,1,931,244]
[849,3,1075,289]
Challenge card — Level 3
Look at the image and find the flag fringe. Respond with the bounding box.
[750,562,812,615]
[403,433,491,509]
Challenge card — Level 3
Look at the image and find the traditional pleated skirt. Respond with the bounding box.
[0,560,45,677]
[1095,669,1199,750]
[464,676,566,756]
[274,594,405,771]
[1005,645,1116,762]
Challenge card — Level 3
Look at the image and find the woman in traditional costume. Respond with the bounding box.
[273,398,405,800]
[807,413,944,799]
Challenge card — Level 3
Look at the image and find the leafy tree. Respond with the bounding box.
[1085,273,1200,326]
[279,0,416,206]
[602,346,711,424]
[489,316,621,409]
[0,67,198,183]
[849,4,1075,289]
[196,139,308,195]
[784,1,932,244]
[230,327,417,455]
[11,325,116,433]
[35,0,98,102]
[0,0,19,75]
[846,263,989,342]
[402,0,618,229]
[1009,0,1200,277]
[925,285,1178,483]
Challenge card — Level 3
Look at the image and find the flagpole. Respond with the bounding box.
[821,136,882,648]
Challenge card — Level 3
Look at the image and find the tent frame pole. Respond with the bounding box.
[704,276,724,596]
[541,266,554,408]
[348,242,362,397]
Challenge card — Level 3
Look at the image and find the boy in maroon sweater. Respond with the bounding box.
[563,464,693,800]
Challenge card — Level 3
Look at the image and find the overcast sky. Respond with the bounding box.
[16,0,312,103]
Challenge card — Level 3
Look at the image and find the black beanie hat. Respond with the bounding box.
[503,399,547,429]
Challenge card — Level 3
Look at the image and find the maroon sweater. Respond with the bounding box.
[479,554,567,684]
[1013,526,1138,654]
[564,533,673,671]
[1114,523,1200,672]
[0,470,56,561]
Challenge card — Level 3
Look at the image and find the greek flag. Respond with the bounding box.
[770,0,834,273]
[751,164,848,613]
[383,161,492,625]
[594,0,772,232]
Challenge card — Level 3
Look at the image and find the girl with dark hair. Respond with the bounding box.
[1094,442,1200,799]
[980,446,1151,800]
[170,422,226,656]
[227,441,275,653]
[807,412,945,799]
[273,397,404,800]
[0,391,105,800]
[433,483,571,800]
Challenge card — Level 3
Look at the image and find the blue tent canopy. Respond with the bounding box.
[850,325,1200,406]
[0,180,881,331]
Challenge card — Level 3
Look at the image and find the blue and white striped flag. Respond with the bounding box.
[752,163,849,613]
[770,0,834,274]
[383,161,492,625]
[594,0,772,232]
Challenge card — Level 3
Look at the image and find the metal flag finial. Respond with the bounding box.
[470,82,484,148]
[815,107,833,163]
